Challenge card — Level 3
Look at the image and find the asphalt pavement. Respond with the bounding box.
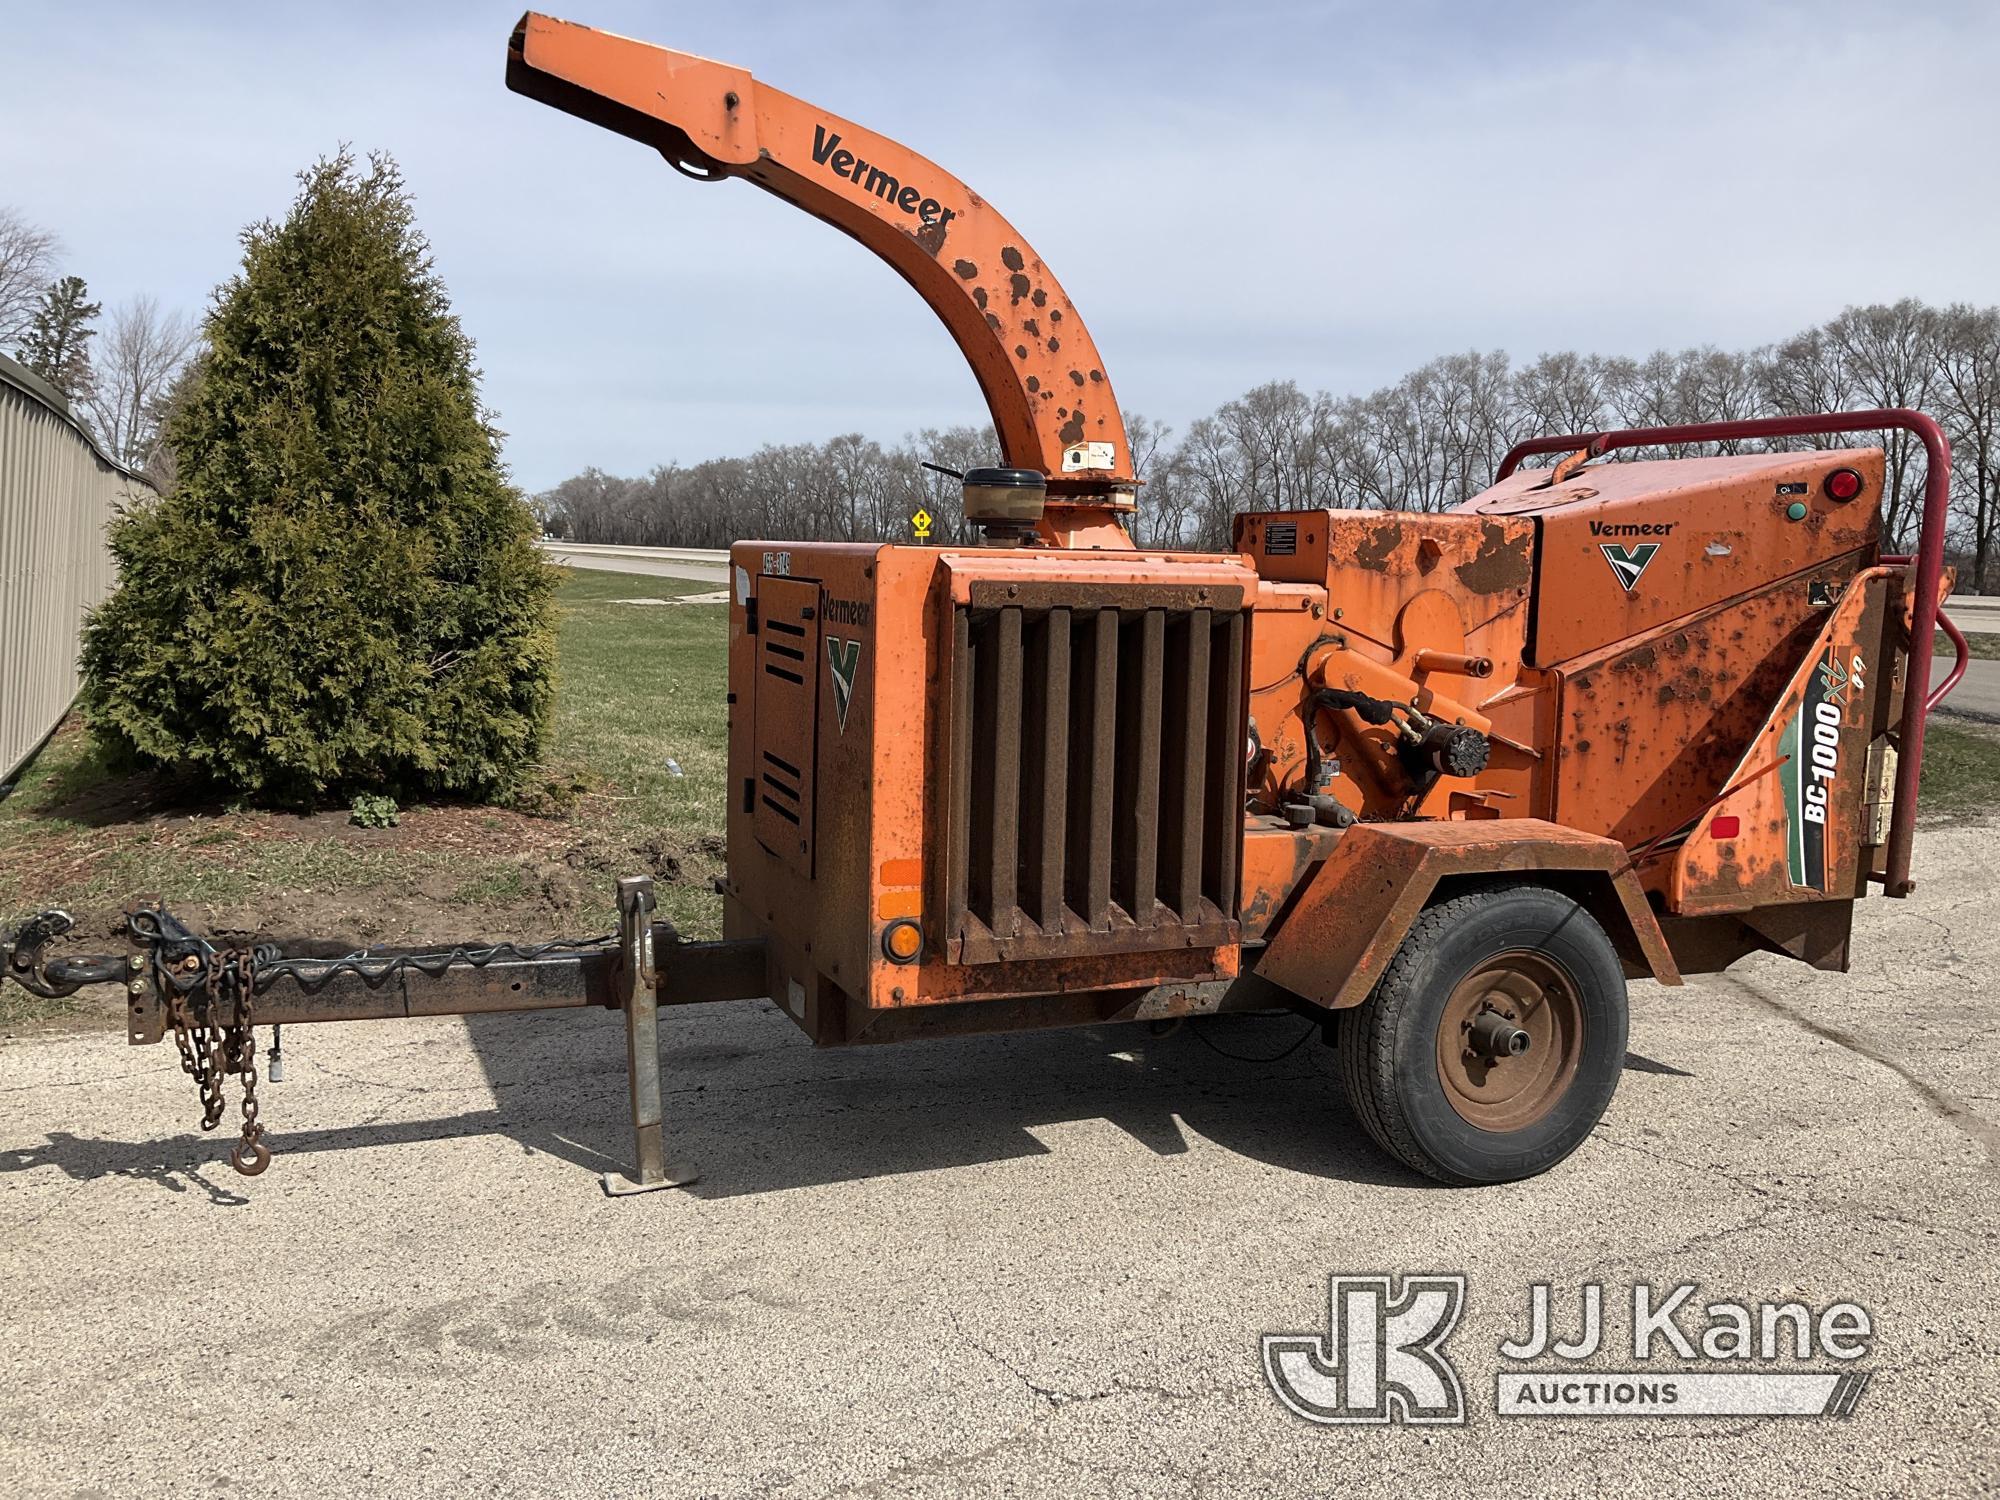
[1939,656,2000,724]
[3,825,1996,1496]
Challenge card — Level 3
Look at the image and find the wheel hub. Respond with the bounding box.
[1435,950,1584,1132]
[1467,1009,1532,1059]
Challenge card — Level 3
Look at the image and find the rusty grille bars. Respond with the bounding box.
[943,584,1247,964]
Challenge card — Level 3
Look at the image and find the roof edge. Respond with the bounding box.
[0,349,161,492]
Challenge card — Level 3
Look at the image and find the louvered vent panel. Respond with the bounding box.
[753,576,820,877]
[944,590,1245,964]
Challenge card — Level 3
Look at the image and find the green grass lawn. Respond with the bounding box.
[1917,718,2000,820]
[1936,629,2000,662]
[1923,626,2000,816]
[543,570,730,935]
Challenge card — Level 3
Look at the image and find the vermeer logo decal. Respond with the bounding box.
[812,125,955,228]
[826,637,861,732]
[1599,542,1660,592]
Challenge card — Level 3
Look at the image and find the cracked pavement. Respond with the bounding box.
[3,826,1997,1497]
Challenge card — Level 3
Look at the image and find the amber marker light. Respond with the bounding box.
[882,918,923,964]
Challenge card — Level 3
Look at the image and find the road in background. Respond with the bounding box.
[1936,597,2000,722]
[538,541,730,585]
[1940,657,2000,722]
[1949,594,2000,635]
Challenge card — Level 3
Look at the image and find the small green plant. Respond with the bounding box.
[504,769,591,819]
[349,792,399,829]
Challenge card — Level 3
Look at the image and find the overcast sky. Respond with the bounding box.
[6,1,1997,491]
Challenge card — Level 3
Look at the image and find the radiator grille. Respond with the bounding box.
[943,591,1245,964]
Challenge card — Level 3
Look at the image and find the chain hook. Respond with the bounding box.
[229,1134,271,1176]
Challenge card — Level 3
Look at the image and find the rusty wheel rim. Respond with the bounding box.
[1434,950,1585,1133]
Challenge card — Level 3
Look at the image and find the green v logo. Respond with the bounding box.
[826,637,861,731]
[1599,542,1660,592]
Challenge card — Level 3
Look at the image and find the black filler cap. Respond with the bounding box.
[961,467,1047,489]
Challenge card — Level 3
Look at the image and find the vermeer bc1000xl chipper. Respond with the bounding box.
[2,13,1971,1192]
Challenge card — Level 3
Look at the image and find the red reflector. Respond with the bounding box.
[1825,467,1864,502]
[1711,815,1741,839]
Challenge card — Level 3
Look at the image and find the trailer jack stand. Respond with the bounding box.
[602,875,700,1198]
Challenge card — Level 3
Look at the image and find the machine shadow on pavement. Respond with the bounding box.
[0,1011,1415,1200]
[455,1006,1700,1200]
[460,1005,1434,1197]
[0,1006,1700,1203]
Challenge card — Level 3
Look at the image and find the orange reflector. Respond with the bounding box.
[1711,815,1741,839]
[877,888,922,920]
[880,858,923,886]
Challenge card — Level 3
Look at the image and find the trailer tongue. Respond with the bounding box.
[1,13,1966,1192]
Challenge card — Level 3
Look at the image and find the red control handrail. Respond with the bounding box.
[1932,610,1970,712]
[1496,409,1951,897]
[1881,554,1967,713]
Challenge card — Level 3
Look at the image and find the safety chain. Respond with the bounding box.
[132,910,274,1175]
[123,907,615,1177]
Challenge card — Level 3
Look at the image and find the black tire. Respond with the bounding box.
[1336,883,1628,1185]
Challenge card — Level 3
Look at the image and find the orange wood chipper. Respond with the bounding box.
[1,12,1970,1192]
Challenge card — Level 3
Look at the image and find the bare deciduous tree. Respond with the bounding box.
[0,207,61,349]
[1124,409,1191,548]
[1514,351,1611,437]
[536,299,2000,592]
[1764,302,1938,548]
[1933,304,2000,593]
[82,296,200,473]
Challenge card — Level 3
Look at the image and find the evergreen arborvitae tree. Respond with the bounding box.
[80,151,556,805]
[16,274,100,402]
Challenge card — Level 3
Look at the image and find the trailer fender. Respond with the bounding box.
[1252,818,1680,1011]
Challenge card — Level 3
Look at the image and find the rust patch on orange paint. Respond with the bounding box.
[1455,524,1533,594]
[1352,522,1402,572]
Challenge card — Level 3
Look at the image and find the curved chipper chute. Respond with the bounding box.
[505,11,1136,543]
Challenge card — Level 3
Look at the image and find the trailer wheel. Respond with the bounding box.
[1336,884,1628,1185]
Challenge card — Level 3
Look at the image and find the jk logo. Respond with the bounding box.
[826,637,861,732]
[1263,1274,1467,1425]
[1600,542,1661,592]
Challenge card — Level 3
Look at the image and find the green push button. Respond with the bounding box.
[1785,501,1809,521]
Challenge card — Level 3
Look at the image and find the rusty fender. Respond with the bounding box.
[1250,819,1680,1012]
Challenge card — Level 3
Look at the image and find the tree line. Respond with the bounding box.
[1,205,198,484]
[537,298,2000,593]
